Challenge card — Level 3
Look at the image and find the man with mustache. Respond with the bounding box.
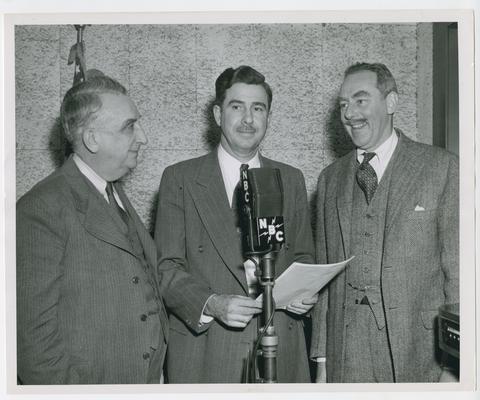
[155,65,317,383]
[17,73,168,384]
[311,62,459,382]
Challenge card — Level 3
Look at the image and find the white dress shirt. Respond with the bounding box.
[217,144,261,206]
[73,153,125,209]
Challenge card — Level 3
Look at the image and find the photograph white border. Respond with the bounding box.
[1,2,477,400]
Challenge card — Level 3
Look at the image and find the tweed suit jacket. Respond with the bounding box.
[16,156,169,384]
[311,131,459,382]
[155,150,314,383]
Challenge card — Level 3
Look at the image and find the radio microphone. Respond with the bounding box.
[239,167,284,383]
[240,167,285,255]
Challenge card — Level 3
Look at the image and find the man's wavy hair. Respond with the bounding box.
[214,65,272,110]
[344,62,398,97]
[60,71,126,148]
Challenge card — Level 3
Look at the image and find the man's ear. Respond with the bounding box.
[267,110,272,126]
[213,105,222,127]
[82,128,100,153]
[386,91,398,115]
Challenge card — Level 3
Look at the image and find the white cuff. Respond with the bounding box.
[315,357,326,363]
[198,294,216,326]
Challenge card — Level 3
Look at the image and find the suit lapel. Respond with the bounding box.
[384,130,426,236]
[188,152,248,292]
[62,157,135,256]
[336,152,357,258]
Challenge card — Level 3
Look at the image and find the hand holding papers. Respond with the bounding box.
[256,256,354,309]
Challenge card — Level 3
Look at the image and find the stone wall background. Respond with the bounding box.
[15,23,433,231]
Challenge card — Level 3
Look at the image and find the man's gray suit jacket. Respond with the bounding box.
[311,131,459,382]
[155,150,315,383]
[16,157,169,384]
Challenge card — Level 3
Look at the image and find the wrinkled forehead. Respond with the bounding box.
[339,70,379,97]
[223,83,269,107]
[89,92,140,129]
[96,93,139,118]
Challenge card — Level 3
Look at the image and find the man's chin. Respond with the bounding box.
[349,131,371,148]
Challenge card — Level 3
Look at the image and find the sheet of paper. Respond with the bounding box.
[256,256,354,309]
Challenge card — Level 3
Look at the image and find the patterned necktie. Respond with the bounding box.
[356,152,378,204]
[105,181,129,225]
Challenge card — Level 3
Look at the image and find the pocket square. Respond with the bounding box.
[414,205,425,211]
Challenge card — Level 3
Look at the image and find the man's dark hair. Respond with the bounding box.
[344,62,398,97]
[215,65,273,110]
[60,71,127,147]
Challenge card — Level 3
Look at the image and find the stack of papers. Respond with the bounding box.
[257,256,354,309]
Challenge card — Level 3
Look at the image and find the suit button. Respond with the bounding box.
[132,276,139,284]
[198,245,204,252]
[288,322,293,330]
[143,352,150,360]
[364,232,372,237]
[363,267,369,273]
[140,314,148,321]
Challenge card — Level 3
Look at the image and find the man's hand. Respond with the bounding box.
[204,294,262,328]
[286,293,319,315]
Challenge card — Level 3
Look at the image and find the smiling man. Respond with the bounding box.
[311,62,459,383]
[155,65,316,383]
[16,73,168,384]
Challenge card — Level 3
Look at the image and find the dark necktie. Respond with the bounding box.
[232,163,249,210]
[356,152,378,204]
[106,181,129,225]
[232,164,258,296]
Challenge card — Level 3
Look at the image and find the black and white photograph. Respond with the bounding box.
[1,2,477,400]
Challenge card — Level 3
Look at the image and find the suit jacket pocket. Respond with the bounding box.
[404,208,437,220]
[66,354,92,383]
[420,310,438,330]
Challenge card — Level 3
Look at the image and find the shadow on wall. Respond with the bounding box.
[48,117,73,169]
[202,96,222,152]
[325,101,355,159]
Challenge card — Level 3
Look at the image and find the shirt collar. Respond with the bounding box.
[217,144,261,174]
[72,153,108,195]
[356,128,398,164]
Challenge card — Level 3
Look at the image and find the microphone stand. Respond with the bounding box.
[257,250,278,383]
[247,246,279,383]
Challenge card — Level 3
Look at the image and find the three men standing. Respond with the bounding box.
[16,63,459,385]
[311,63,459,383]
[155,66,317,383]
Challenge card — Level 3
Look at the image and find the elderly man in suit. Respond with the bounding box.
[155,65,317,383]
[311,62,459,383]
[16,73,168,384]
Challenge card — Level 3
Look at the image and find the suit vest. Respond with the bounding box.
[345,158,395,330]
